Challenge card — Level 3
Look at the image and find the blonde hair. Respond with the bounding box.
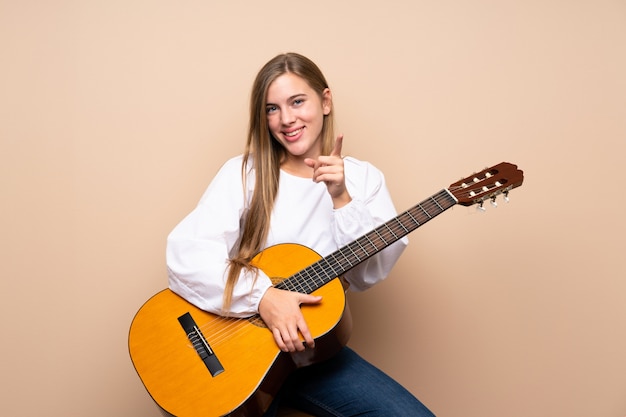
[223,53,336,311]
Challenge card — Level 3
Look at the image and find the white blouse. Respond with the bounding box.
[166,154,408,317]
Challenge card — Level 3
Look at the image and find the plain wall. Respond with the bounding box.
[1,1,625,416]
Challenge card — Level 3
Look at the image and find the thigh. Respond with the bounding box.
[273,347,436,417]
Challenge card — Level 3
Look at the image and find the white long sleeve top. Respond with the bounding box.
[166,154,408,317]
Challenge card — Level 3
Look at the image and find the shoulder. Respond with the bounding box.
[199,154,248,201]
[211,154,255,180]
[218,154,246,174]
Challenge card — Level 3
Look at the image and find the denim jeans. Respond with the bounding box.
[264,346,436,417]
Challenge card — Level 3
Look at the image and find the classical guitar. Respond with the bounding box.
[128,162,524,417]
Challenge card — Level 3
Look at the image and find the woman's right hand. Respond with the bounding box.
[258,287,322,352]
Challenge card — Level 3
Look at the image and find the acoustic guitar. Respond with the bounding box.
[129,162,524,416]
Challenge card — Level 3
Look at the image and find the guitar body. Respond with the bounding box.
[129,243,351,417]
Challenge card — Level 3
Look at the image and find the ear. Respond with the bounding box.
[322,88,332,115]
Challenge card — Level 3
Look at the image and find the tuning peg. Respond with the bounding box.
[503,191,510,203]
[490,196,498,208]
[477,201,486,212]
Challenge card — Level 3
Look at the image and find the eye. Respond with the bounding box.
[266,105,278,114]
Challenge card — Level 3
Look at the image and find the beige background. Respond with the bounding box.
[2,1,625,416]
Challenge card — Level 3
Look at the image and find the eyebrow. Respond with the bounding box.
[266,93,307,106]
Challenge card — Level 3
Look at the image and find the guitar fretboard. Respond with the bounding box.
[276,189,458,294]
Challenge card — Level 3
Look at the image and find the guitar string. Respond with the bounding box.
[191,315,255,349]
[198,314,249,338]
[204,317,254,347]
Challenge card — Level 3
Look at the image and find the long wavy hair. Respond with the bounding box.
[223,53,336,311]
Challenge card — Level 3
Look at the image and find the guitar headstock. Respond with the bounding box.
[449,162,524,207]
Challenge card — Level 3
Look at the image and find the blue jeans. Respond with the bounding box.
[264,347,436,417]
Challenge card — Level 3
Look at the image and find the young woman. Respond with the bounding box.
[167,52,435,416]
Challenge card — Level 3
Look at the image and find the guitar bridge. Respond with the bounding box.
[178,312,224,377]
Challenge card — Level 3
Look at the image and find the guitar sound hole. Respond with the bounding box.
[248,315,267,328]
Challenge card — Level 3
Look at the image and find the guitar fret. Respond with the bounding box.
[285,273,303,291]
[419,203,432,219]
[296,273,308,291]
[337,247,355,268]
[362,234,380,255]
[353,238,369,259]
[318,261,335,282]
[322,259,340,280]
[384,223,399,240]
[372,229,388,247]
[301,271,315,292]
[307,263,329,286]
[327,252,345,275]
[405,211,420,227]
[393,218,409,234]
[431,196,444,212]
[344,244,362,263]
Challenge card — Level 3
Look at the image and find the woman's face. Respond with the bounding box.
[266,72,331,163]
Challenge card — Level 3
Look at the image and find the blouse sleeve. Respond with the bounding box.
[330,158,408,291]
[166,156,272,317]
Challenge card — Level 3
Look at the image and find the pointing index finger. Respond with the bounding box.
[330,134,344,157]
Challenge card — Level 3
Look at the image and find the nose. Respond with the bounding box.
[281,108,296,125]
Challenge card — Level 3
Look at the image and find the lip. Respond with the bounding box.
[282,127,304,142]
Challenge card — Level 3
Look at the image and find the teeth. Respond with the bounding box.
[285,128,302,137]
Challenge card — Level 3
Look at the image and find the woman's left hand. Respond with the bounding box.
[305,134,352,208]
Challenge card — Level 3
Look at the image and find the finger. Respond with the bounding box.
[287,326,304,352]
[296,296,320,349]
[299,294,323,305]
[330,134,344,157]
[297,317,316,349]
[289,294,320,349]
[272,328,288,352]
[303,157,318,169]
[279,325,299,352]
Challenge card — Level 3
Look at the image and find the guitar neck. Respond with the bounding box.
[276,189,458,294]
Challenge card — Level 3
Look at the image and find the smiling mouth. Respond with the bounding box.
[284,127,303,137]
